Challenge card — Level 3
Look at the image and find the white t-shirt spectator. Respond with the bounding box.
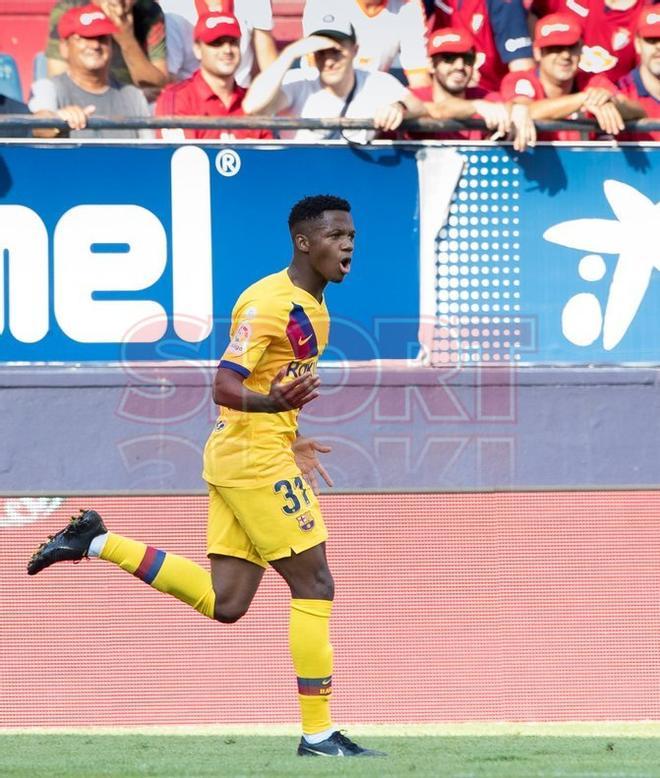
[303,0,428,78]
[158,0,273,87]
[164,13,198,81]
[280,67,408,141]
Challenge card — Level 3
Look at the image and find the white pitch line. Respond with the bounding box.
[3,722,660,737]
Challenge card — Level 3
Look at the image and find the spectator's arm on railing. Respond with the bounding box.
[527,92,587,121]
[31,105,95,138]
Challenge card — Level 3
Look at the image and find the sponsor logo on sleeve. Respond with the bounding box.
[505,36,532,53]
[228,321,251,355]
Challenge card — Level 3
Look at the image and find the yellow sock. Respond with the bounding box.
[290,598,333,735]
[100,533,215,619]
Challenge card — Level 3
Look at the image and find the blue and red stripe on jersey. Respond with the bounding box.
[286,304,318,360]
[297,676,332,696]
[134,546,166,584]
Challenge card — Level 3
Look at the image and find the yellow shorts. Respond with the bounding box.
[207,473,328,568]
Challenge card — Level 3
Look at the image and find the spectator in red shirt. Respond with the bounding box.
[617,6,660,138]
[530,0,654,89]
[428,0,534,92]
[410,27,511,139]
[155,11,272,139]
[501,13,637,138]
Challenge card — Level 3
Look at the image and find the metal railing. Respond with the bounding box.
[0,114,659,135]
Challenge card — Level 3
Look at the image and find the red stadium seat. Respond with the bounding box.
[272,0,304,45]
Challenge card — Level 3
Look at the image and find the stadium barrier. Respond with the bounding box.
[3,490,660,726]
[1,114,660,133]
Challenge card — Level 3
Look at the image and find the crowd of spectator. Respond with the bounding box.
[0,0,658,143]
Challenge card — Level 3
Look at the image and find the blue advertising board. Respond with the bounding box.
[420,143,660,365]
[0,143,420,362]
[1,142,659,364]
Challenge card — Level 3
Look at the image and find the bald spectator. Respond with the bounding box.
[30,5,152,138]
[159,0,278,87]
[155,11,271,139]
[411,27,512,140]
[243,8,425,142]
[501,13,640,138]
[429,0,534,92]
[302,0,431,88]
[46,0,168,89]
[617,6,660,139]
[529,0,653,90]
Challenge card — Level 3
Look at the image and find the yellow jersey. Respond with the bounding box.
[202,269,330,487]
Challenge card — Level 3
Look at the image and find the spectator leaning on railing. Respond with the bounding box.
[529,0,654,90]
[30,5,153,138]
[408,27,512,140]
[500,13,642,139]
[47,0,168,89]
[428,0,534,92]
[616,7,660,139]
[243,9,425,142]
[302,0,431,88]
[0,91,108,139]
[155,11,272,140]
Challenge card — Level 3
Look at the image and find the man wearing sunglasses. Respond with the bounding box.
[409,27,512,140]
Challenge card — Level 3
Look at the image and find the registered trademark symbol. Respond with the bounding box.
[215,149,241,177]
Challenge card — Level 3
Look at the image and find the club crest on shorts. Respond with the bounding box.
[297,513,315,532]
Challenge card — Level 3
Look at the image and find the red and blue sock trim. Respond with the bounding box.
[297,676,332,696]
[134,546,166,584]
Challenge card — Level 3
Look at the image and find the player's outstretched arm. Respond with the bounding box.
[213,366,320,413]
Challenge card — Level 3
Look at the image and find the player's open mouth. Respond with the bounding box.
[339,257,351,275]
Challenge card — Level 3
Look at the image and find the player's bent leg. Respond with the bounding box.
[209,554,265,623]
[27,509,216,620]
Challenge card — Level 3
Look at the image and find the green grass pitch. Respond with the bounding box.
[3,726,660,778]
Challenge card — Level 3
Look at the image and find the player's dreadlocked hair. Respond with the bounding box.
[288,195,351,230]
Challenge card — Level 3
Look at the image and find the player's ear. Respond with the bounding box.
[295,232,310,253]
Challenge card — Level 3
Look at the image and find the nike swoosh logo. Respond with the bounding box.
[298,334,313,346]
[321,679,331,685]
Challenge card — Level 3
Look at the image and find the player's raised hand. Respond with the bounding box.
[292,436,334,495]
[268,367,320,412]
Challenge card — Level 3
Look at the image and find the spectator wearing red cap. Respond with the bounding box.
[529,0,654,90]
[243,8,425,142]
[159,1,278,88]
[428,0,534,92]
[616,7,660,139]
[154,12,272,139]
[501,12,639,138]
[410,28,512,140]
[30,4,153,138]
[46,0,168,89]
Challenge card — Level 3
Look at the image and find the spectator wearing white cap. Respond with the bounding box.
[243,8,425,141]
[616,7,660,140]
[501,13,640,138]
[302,0,431,88]
[30,4,153,138]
